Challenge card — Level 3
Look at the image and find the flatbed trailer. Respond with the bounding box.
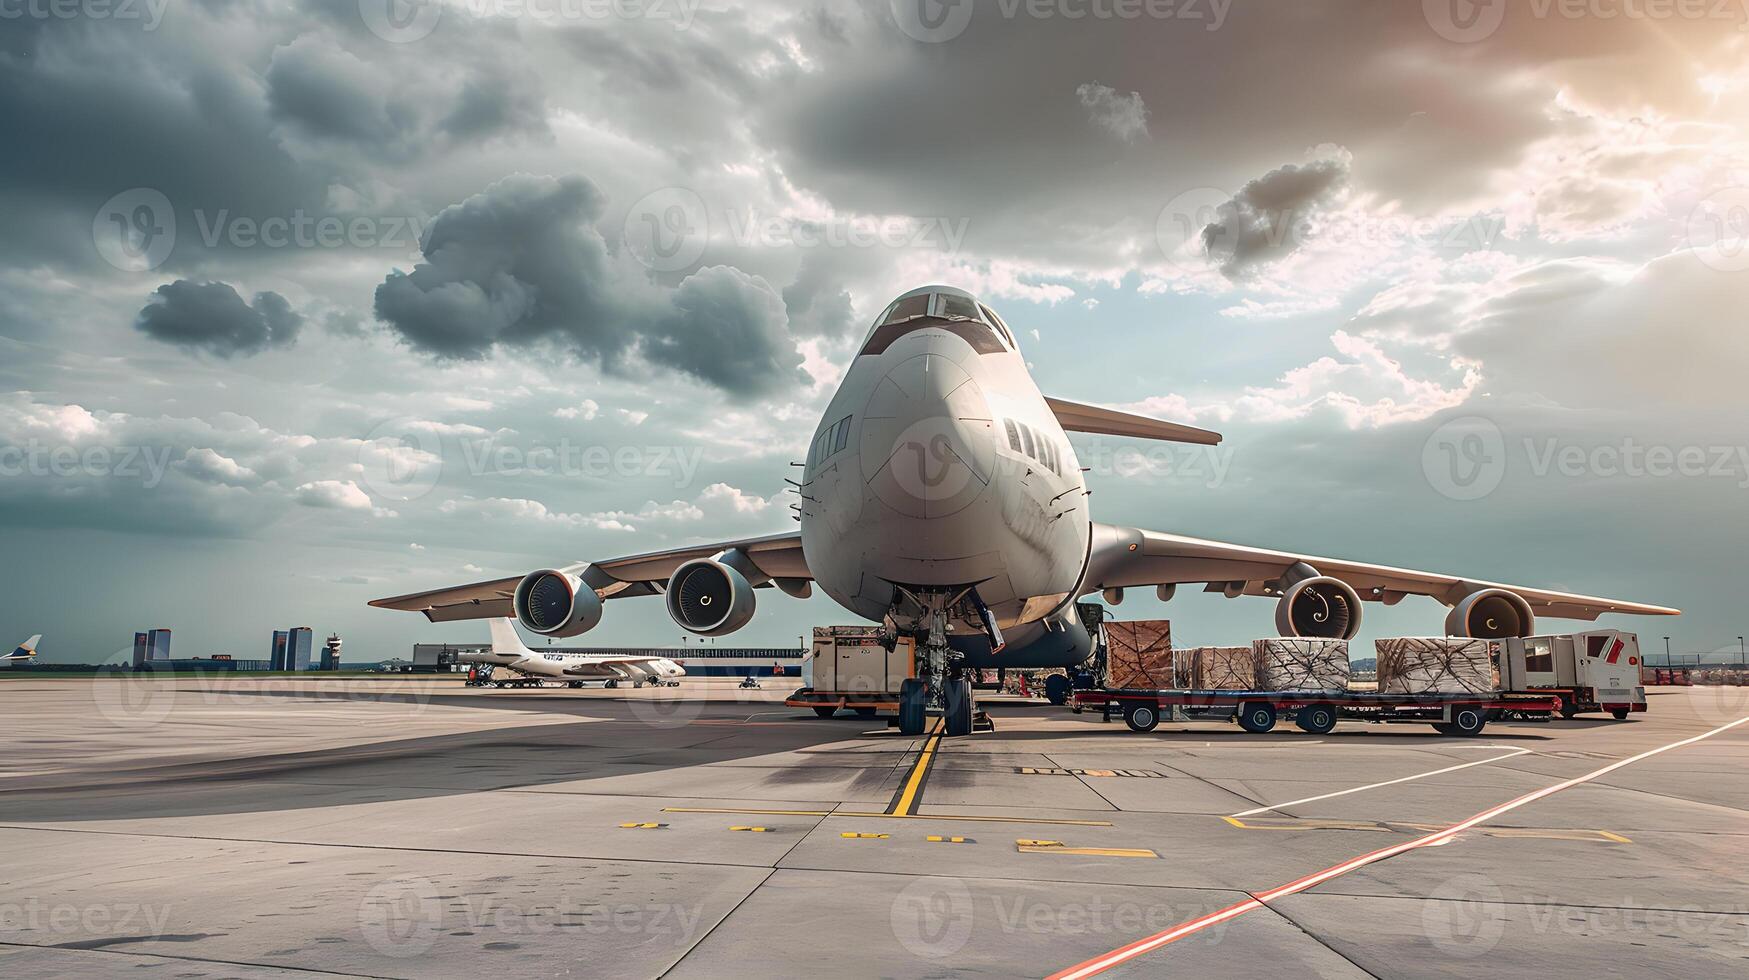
[785,687,898,718]
[1071,688,1562,737]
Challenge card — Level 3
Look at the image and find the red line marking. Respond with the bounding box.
[1048,715,1749,980]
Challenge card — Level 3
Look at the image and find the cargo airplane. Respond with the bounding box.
[461,619,684,688]
[374,285,1677,735]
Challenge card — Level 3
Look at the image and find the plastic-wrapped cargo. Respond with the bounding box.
[1253,638,1351,693]
[1375,637,1495,695]
[1192,646,1259,690]
[1105,620,1173,690]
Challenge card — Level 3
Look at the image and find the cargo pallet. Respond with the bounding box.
[1071,688,1563,737]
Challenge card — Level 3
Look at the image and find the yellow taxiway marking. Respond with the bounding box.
[841,832,890,839]
[729,826,769,833]
[1017,839,1159,858]
[659,807,1113,827]
[1223,815,1629,843]
[887,719,945,816]
[618,822,665,829]
[927,835,973,844]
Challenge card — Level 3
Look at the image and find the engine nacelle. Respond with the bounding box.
[665,559,757,637]
[514,568,604,638]
[1445,588,1534,639]
[1275,576,1363,640]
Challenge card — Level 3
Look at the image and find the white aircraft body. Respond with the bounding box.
[374,285,1677,734]
[2,634,40,666]
[461,619,683,688]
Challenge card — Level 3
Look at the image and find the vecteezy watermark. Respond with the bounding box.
[92,189,429,272]
[891,885,1242,959]
[889,0,1230,43]
[620,187,970,273]
[1078,440,1234,488]
[457,437,704,488]
[359,874,705,957]
[1425,0,1749,43]
[0,898,175,939]
[1686,186,1749,273]
[0,442,173,488]
[357,419,445,504]
[359,0,700,43]
[891,877,975,958]
[1422,874,1507,957]
[1423,417,1749,501]
[0,0,168,29]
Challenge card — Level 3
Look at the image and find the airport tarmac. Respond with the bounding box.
[0,676,1744,978]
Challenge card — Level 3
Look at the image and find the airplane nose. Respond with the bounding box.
[859,353,994,519]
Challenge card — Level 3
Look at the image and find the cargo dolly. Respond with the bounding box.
[1071,688,1562,737]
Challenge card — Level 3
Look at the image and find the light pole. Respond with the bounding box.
[1739,636,1745,669]
[1663,636,1672,667]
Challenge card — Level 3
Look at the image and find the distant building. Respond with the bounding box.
[320,633,342,671]
[132,629,171,669]
[270,628,315,671]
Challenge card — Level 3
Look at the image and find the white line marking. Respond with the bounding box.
[1052,715,1749,980]
[1230,747,1532,817]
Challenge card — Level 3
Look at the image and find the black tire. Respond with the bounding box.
[813,705,837,718]
[899,678,928,736]
[494,680,507,689]
[604,679,617,689]
[945,678,974,737]
[1295,703,1338,735]
[1611,708,1630,721]
[1445,706,1488,737]
[855,707,877,718]
[1043,674,1072,706]
[1124,703,1160,733]
[1556,696,1578,720]
[1237,702,1278,734]
[569,681,584,689]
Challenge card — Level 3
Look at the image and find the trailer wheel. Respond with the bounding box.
[813,705,837,718]
[855,707,877,718]
[1611,708,1629,721]
[1295,703,1338,735]
[1436,706,1489,737]
[1124,704,1160,733]
[898,679,928,736]
[1237,702,1278,734]
[1044,674,1072,706]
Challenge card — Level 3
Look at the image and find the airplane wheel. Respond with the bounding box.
[568,681,584,689]
[1237,702,1277,734]
[1124,704,1159,733]
[898,679,927,736]
[1295,703,1338,735]
[813,706,837,718]
[1043,674,1072,706]
[494,681,507,689]
[945,679,974,737]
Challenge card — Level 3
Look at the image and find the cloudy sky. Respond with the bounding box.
[3,0,1746,664]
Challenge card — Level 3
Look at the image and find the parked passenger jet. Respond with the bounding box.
[461,619,684,688]
[374,285,1678,734]
[2,634,40,667]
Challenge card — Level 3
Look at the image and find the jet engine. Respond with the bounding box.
[665,558,757,636]
[1445,588,1534,639]
[1274,576,1363,640]
[513,568,604,638]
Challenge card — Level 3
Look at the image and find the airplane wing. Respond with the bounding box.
[1082,523,1679,621]
[369,531,810,623]
[1045,396,1222,446]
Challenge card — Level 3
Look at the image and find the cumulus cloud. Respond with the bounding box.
[1076,83,1149,142]
[134,280,304,357]
[374,174,807,398]
[1203,155,1351,276]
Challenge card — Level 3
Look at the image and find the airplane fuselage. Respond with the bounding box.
[798,288,1092,653]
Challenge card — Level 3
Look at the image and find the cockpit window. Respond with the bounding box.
[935,292,979,321]
[859,291,1009,356]
[980,305,1015,347]
[882,293,931,324]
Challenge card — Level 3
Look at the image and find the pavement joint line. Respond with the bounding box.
[0,939,402,979]
[1229,747,1533,817]
[1048,714,1749,980]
